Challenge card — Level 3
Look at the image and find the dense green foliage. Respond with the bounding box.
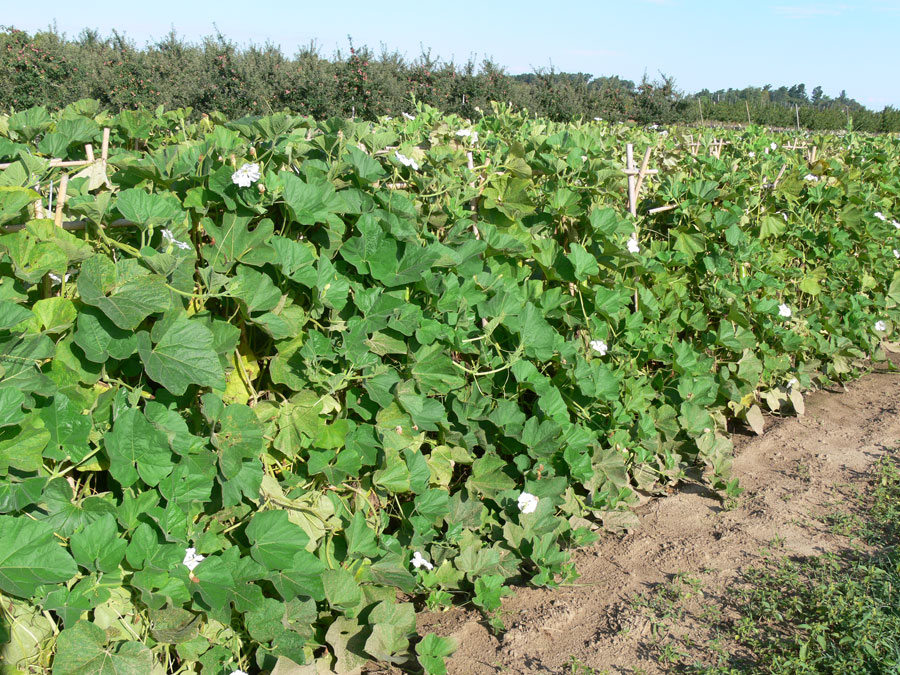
[0,99,899,673]
[2,26,899,131]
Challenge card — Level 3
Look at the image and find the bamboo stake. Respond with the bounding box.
[809,145,817,163]
[101,128,110,161]
[626,144,636,217]
[698,99,704,125]
[746,100,751,125]
[467,151,480,240]
[773,164,787,189]
[53,175,69,228]
[85,144,95,162]
[795,105,800,130]
[634,147,652,203]
[648,204,678,214]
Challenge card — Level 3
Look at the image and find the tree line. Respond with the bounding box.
[2,26,898,132]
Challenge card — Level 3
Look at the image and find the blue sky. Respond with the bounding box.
[5,0,899,108]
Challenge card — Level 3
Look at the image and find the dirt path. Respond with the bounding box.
[417,364,900,674]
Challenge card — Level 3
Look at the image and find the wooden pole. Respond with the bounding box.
[795,105,800,130]
[626,144,636,217]
[698,99,704,125]
[53,175,68,229]
[634,147,652,202]
[85,144,95,162]
[648,203,677,214]
[746,100,751,125]
[467,151,480,240]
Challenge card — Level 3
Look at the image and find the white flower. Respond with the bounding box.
[874,212,886,221]
[402,112,416,121]
[778,303,792,318]
[787,377,799,389]
[161,229,191,250]
[589,339,608,355]
[875,320,887,332]
[231,162,261,188]
[456,129,479,143]
[384,116,393,120]
[893,220,900,230]
[765,147,770,155]
[48,272,71,285]
[183,548,205,572]
[394,151,419,171]
[411,551,434,570]
[517,492,539,514]
[777,211,788,222]
[593,117,602,121]
[770,142,777,150]
[748,151,756,158]
[659,129,669,137]
[626,235,640,254]
[894,249,899,259]
[804,174,819,182]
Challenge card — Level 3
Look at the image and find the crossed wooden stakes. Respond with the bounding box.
[624,143,660,217]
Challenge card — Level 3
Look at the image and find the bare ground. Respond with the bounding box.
[416,363,900,674]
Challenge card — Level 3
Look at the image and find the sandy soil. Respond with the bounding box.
[415,361,900,674]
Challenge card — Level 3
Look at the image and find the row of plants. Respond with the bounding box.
[3,27,898,131]
[0,99,898,673]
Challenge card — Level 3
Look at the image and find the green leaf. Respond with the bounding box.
[322,568,363,613]
[0,186,40,225]
[369,243,440,288]
[281,172,348,225]
[269,551,326,602]
[228,266,282,315]
[32,297,77,333]
[345,146,386,183]
[412,343,465,395]
[115,188,185,230]
[74,306,139,363]
[0,515,77,598]
[53,620,153,675]
[148,607,201,645]
[0,387,26,428]
[345,511,381,559]
[364,601,416,663]
[201,213,275,271]
[0,415,48,475]
[103,407,173,488]
[247,510,310,570]
[325,616,368,673]
[416,633,457,675]
[38,393,92,462]
[566,243,599,280]
[138,314,224,395]
[0,301,33,330]
[77,255,171,330]
[69,514,127,573]
[468,453,515,496]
